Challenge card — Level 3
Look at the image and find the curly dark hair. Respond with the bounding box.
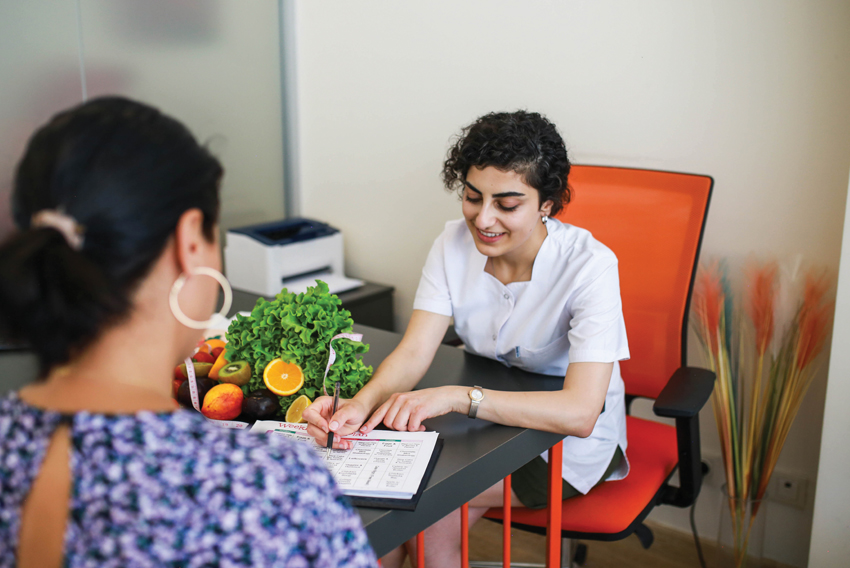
[442,110,571,216]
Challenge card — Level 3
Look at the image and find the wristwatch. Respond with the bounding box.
[468,386,484,419]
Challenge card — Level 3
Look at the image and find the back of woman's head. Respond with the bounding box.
[0,96,222,375]
[442,110,571,215]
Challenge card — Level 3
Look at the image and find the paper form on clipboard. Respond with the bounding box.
[251,421,440,500]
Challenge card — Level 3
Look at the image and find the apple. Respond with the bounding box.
[192,351,215,364]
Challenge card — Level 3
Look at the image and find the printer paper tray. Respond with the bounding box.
[281,272,364,296]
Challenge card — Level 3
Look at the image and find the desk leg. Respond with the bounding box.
[503,474,512,568]
[417,531,425,568]
[546,441,563,568]
[461,502,469,568]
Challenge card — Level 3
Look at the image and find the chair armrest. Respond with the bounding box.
[653,366,715,419]
[652,367,715,508]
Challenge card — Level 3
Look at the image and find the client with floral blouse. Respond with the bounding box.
[0,97,377,568]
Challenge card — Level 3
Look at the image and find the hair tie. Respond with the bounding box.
[31,209,85,251]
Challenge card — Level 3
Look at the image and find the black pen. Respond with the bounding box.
[326,381,340,457]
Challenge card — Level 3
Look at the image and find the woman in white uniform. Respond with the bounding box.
[304,111,630,568]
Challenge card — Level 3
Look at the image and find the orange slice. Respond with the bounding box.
[263,358,304,396]
[208,348,228,380]
[285,394,312,423]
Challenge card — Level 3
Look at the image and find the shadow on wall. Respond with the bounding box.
[0,64,84,241]
[106,0,222,45]
[0,0,223,240]
[0,64,133,240]
[0,350,38,394]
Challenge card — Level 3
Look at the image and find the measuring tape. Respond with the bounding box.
[321,333,363,396]
[184,356,249,429]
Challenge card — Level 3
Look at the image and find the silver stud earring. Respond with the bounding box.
[541,215,549,224]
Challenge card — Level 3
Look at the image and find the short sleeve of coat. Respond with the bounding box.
[567,262,630,363]
[412,228,453,317]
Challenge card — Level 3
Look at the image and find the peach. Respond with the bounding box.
[201,383,244,420]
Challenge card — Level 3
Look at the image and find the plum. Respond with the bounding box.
[241,395,279,421]
[177,377,217,409]
[251,388,279,401]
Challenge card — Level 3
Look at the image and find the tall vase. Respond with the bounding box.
[715,484,767,568]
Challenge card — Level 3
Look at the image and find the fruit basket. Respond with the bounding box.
[173,281,373,425]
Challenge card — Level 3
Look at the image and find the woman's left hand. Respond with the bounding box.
[361,385,463,433]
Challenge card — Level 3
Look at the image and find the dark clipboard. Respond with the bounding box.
[347,437,443,511]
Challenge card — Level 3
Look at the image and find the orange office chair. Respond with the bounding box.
[483,165,716,565]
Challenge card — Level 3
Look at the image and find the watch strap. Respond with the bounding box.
[468,385,484,419]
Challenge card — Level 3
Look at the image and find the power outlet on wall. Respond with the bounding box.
[701,453,725,487]
[700,455,809,510]
[769,473,808,509]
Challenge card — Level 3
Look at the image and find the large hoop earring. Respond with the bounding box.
[169,267,233,330]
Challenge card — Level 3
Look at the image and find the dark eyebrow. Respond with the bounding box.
[463,181,526,198]
[464,181,482,194]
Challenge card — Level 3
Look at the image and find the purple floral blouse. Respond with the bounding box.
[0,392,377,567]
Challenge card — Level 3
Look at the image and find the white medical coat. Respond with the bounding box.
[413,218,630,494]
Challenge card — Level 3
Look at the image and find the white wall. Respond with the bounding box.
[0,0,285,238]
[81,0,286,231]
[293,1,850,565]
[0,0,82,239]
[809,169,850,567]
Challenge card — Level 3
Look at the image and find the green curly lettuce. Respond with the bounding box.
[225,280,373,415]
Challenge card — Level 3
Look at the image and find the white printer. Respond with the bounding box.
[224,218,363,297]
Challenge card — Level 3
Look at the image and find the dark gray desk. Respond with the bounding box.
[0,321,564,558]
[352,324,564,557]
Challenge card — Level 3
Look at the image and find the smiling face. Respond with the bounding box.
[462,166,553,262]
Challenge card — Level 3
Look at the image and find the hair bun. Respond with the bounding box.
[0,228,126,375]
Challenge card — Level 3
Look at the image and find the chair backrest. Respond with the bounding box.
[555,166,712,400]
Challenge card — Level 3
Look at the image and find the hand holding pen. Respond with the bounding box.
[326,381,340,458]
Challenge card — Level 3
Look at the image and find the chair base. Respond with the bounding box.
[634,522,654,549]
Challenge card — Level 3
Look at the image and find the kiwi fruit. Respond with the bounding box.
[217,361,252,386]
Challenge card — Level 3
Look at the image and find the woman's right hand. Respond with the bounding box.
[303,396,370,450]
[302,311,451,449]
